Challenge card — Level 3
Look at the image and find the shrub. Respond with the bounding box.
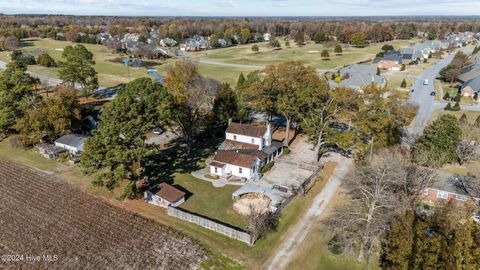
[260,161,274,173]
[454,94,461,102]
[400,64,406,71]
[38,53,57,67]
[283,146,291,155]
[452,102,461,111]
[400,78,407,88]
[444,103,452,111]
[443,92,451,101]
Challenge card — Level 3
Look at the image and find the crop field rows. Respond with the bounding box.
[0,159,206,269]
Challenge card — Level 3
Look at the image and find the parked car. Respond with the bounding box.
[430,91,435,96]
[411,89,415,93]
[153,128,164,135]
[423,79,430,85]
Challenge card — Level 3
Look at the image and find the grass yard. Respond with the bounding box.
[0,138,59,171]
[385,75,413,91]
[430,109,480,125]
[174,172,247,228]
[189,39,417,70]
[287,192,378,270]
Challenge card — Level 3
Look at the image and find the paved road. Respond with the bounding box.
[406,47,473,135]
[191,58,336,73]
[266,154,353,270]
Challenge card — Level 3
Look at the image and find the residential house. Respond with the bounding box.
[461,77,480,101]
[160,38,177,47]
[376,51,403,70]
[422,174,479,205]
[144,183,186,208]
[96,32,111,43]
[54,134,89,157]
[263,33,271,41]
[180,35,209,51]
[209,122,283,180]
[458,64,480,83]
[331,64,386,92]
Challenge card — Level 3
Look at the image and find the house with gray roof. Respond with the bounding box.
[54,134,90,156]
[461,77,480,100]
[332,64,386,91]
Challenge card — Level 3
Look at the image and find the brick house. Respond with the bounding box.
[422,174,479,205]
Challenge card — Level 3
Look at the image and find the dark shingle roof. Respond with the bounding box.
[225,123,267,138]
[219,140,259,151]
[149,183,185,203]
[212,150,257,168]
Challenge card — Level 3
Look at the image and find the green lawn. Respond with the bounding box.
[4,38,154,87]
[189,39,417,70]
[173,172,247,229]
[0,138,59,171]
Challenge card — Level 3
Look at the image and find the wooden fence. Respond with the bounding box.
[167,207,253,245]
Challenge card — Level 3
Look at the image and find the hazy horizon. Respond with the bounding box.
[1,0,480,17]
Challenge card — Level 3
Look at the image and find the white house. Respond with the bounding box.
[209,121,283,180]
[54,134,89,156]
[144,183,186,208]
[263,33,271,41]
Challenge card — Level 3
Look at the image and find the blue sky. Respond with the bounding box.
[1,0,480,16]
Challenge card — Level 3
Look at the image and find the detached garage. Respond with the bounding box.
[144,183,186,208]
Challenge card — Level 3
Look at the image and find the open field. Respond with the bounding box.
[0,38,153,87]
[0,38,253,87]
[189,39,418,70]
[0,159,209,269]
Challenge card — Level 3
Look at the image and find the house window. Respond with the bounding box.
[437,191,448,199]
[251,138,255,144]
[214,167,218,173]
[239,167,243,174]
[456,195,467,201]
[423,189,429,196]
[233,135,237,141]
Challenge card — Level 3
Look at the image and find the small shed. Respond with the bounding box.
[54,134,89,155]
[144,183,186,208]
[34,143,66,160]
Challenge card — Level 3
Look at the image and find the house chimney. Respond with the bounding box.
[228,118,232,125]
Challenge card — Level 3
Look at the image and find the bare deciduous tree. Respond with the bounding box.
[456,140,477,166]
[326,147,437,263]
[246,205,278,243]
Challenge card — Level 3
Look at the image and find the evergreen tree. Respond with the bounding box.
[444,102,452,111]
[236,73,246,91]
[37,53,56,67]
[459,113,468,126]
[0,61,40,134]
[454,94,461,102]
[334,44,343,55]
[443,92,451,101]
[452,102,461,111]
[400,78,407,88]
[474,115,480,128]
[58,44,98,99]
[212,83,239,127]
[81,78,170,198]
[412,114,461,167]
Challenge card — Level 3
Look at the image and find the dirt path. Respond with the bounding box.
[266,153,353,270]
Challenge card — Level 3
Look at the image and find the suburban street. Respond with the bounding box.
[407,47,473,135]
[267,154,353,270]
